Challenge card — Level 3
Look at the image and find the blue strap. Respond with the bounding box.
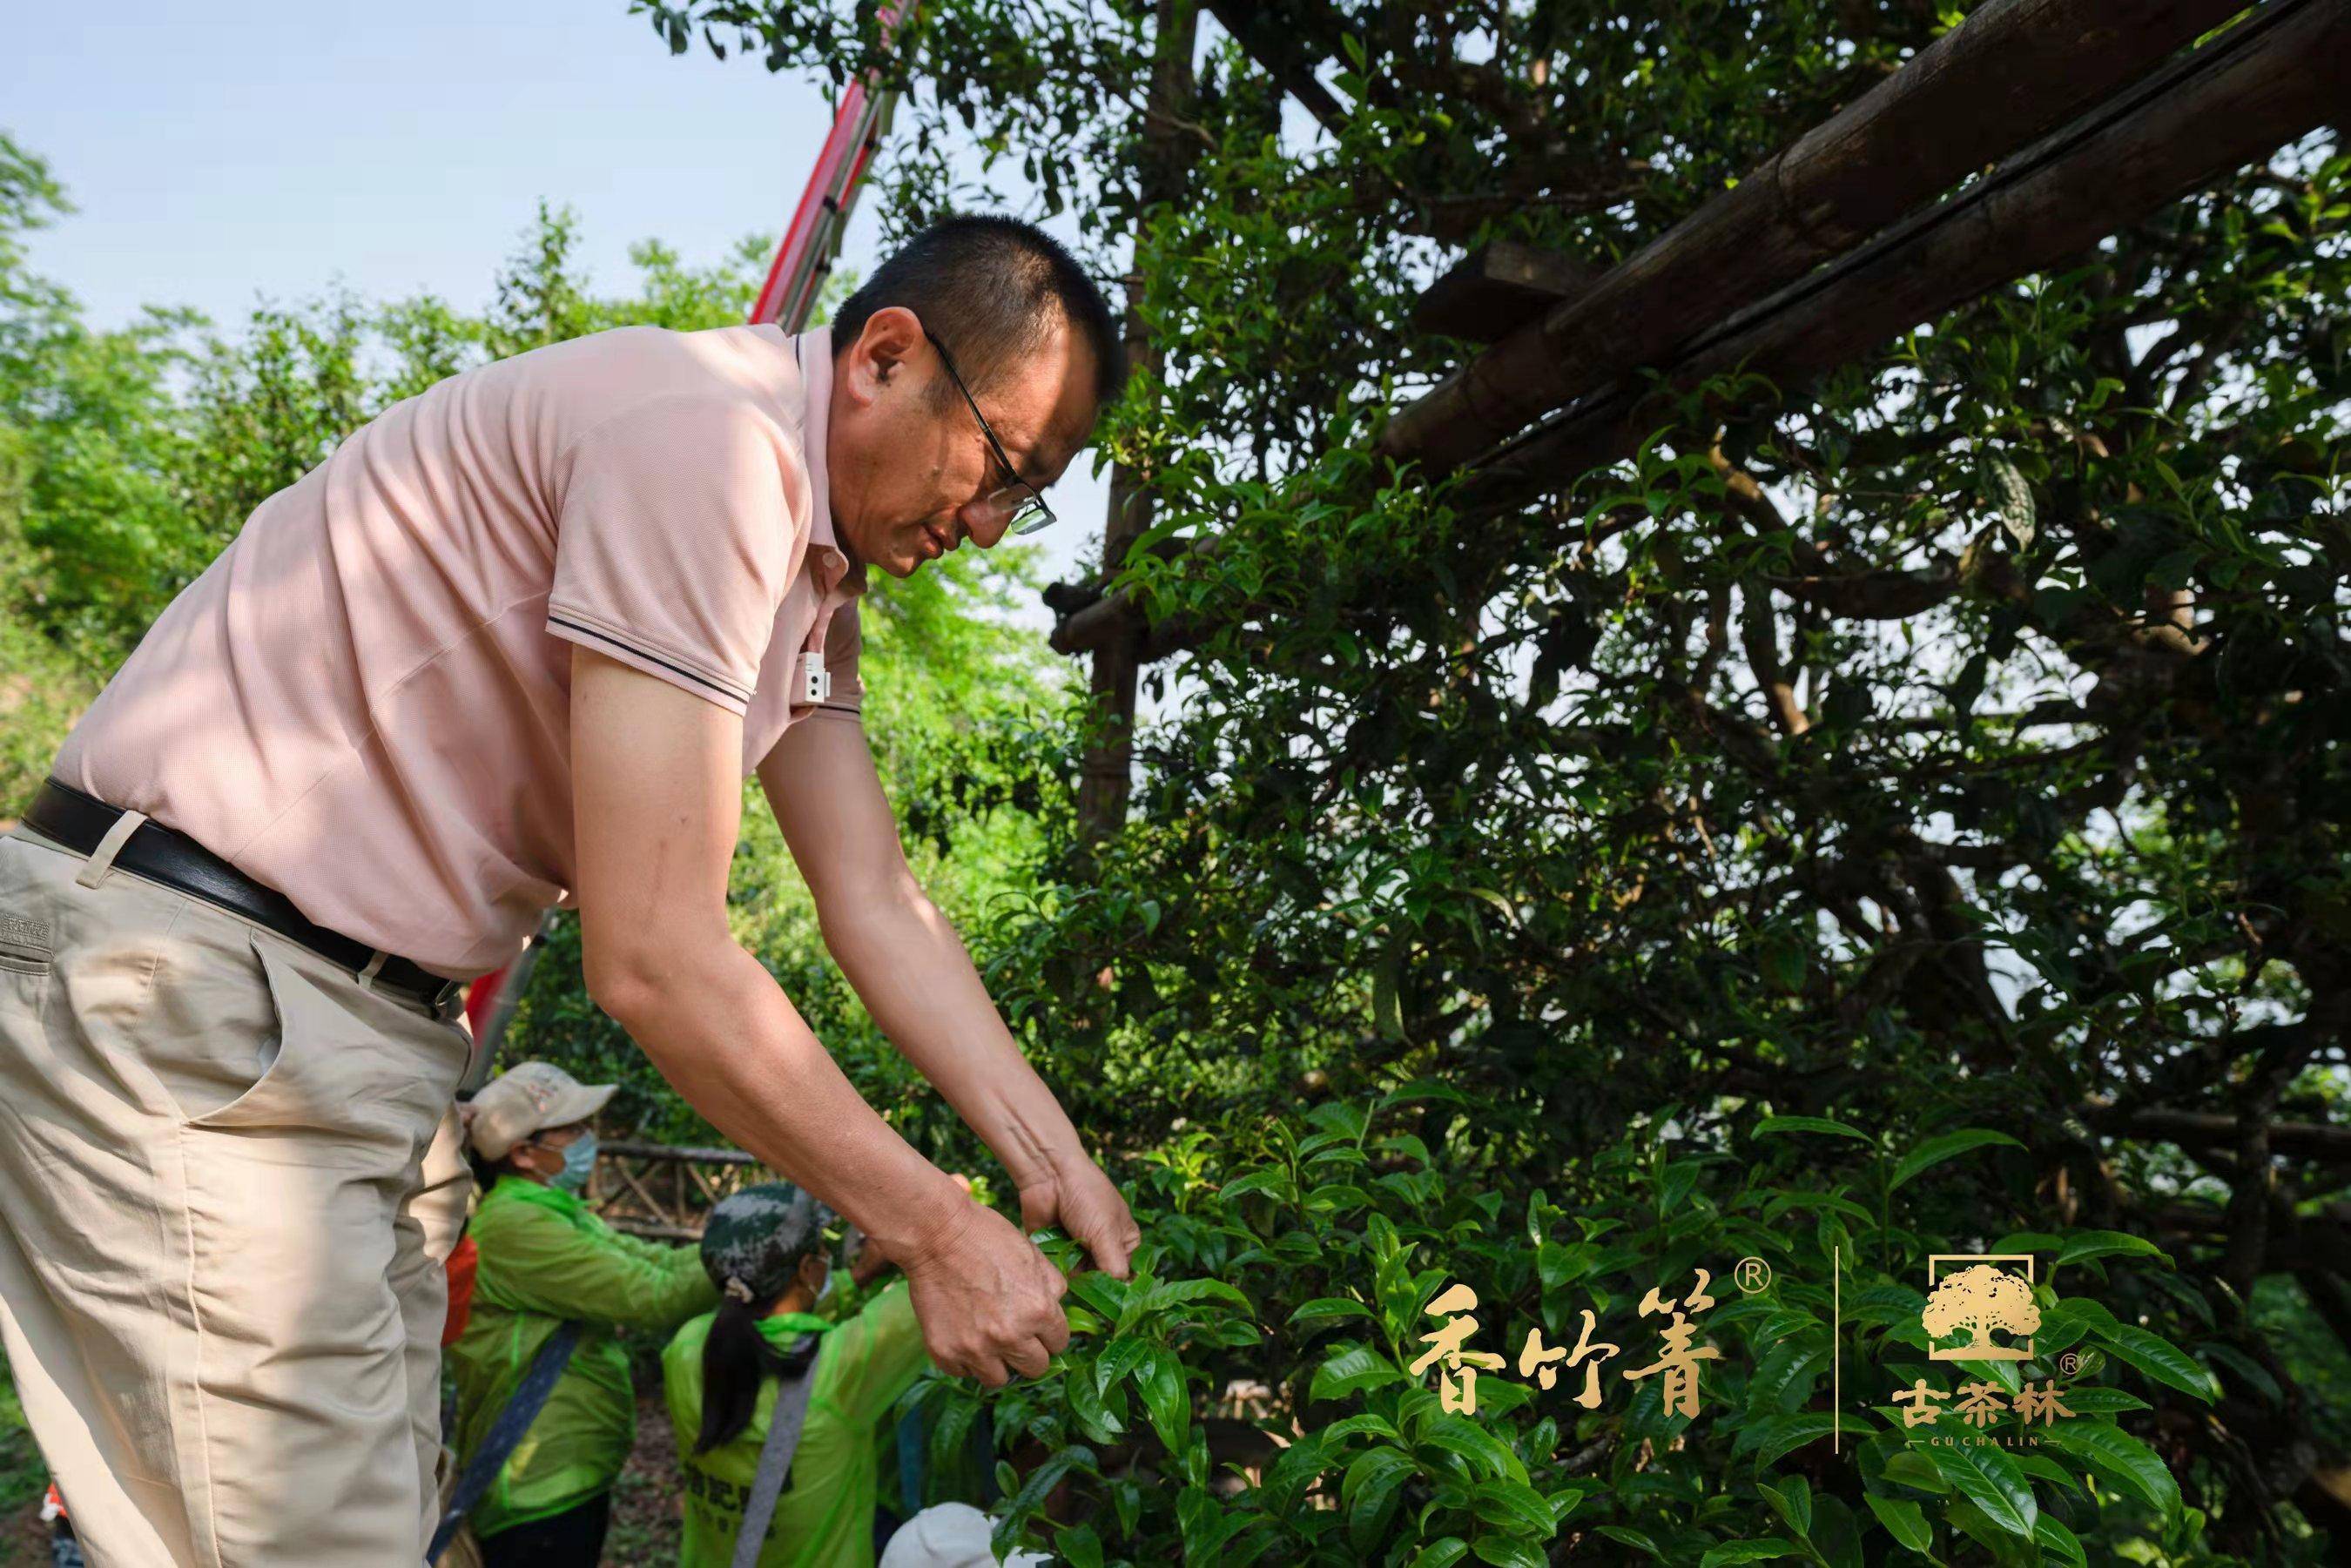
[895,1409,925,1515]
[426,1321,583,1565]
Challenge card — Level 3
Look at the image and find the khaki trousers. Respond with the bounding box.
[0,826,474,1566]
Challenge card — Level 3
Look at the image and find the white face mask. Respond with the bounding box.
[549,1130,598,1192]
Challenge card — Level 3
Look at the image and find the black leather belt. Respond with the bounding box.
[23,780,462,1013]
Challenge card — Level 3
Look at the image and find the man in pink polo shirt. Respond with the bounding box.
[0,214,1137,1566]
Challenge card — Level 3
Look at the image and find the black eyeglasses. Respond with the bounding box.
[921,326,1056,536]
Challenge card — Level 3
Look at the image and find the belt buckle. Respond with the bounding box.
[432,979,464,1016]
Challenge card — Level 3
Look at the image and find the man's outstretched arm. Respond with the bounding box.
[758,713,1141,1279]
[569,647,1070,1385]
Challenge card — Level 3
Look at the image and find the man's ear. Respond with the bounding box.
[842,306,924,406]
[798,1252,830,1290]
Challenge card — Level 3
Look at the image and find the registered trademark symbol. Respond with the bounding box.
[2058,1350,2083,1377]
[1735,1256,1774,1294]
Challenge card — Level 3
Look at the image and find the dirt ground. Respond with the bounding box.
[0,1383,690,1568]
[605,1383,687,1566]
[0,1497,45,1567]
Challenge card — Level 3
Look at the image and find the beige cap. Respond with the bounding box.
[464,1061,616,1160]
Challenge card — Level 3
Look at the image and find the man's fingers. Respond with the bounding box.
[903,1184,1101,1388]
[1073,1201,1136,1279]
[1004,1337,1053,1379]
[1019,1184,1054,1234]
[1087,1225,1133,1280]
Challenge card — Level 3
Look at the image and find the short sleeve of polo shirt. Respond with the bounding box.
[547,393,805,717]
[813,597,866,718]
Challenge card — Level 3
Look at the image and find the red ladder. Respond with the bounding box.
[748,2,914,330]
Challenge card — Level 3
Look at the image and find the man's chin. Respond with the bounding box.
[886,525,944,577]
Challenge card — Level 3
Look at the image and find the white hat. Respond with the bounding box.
[879,1503,1051,1568]
[464,1061,616,1160]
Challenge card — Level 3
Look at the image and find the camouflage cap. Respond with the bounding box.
[699,1181,837,1306]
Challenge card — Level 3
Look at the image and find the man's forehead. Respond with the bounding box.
[1034,317,1106,451]
[1033,421,1095,484]
[997,393,1096,486]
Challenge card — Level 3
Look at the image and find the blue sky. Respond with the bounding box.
[5,0,1112,600]
[9,1,846,328]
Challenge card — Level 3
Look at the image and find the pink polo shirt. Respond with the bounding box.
[52,323,868,979]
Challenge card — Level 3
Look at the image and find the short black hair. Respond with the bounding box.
[830,214,1125,410]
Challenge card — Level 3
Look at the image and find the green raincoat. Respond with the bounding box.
[662,1280,930,1568]
[448,1175,719,1540]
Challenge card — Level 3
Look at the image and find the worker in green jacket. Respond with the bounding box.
[664,1181,940,1568]
[449,1061,720,1565]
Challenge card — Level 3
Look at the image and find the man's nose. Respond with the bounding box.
[956,495,1015,548]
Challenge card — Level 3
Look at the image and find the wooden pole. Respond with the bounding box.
[1463,0,2349,507]
[1075,0,1200,839]
[1378,0,2253,473]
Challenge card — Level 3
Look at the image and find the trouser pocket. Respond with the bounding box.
[0,852,58,1016]
[0,921,51,1013]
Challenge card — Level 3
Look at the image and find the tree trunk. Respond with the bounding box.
[1077,0,1200,839]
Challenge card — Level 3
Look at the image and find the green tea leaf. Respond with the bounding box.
[1144,1277,1254,1313]
[1759,1474,1812,1538]
[1925,1433,2037,1538]
[2040,1423,2180,1521]
[2092,1322,2218,1402]
[1754,1115,1874,1142]
[1887,1128,2023,1193]
[1882,1450,1949,1494]
[2054,1230,2170,1269]
[1310,1343,1404,1403]
[1095,1335,1151,1396]
[1288,1295,1375,1328]
[1470,1538,1546,1568]
[1863,1493,1931,1552]
[1593,1526,1666,1559]
[1135,1345,1190,1452]
[2013,1453,2081,1495]
[1423,1412,1526,1484]
[2033,1512,2087,1568]
[1054,1521,1105,1568]
[1468,1477,1558,1535]
[1341,1446,1418,1553]
[1756,1413,1866,1467]
[2048,1386,2147,1415]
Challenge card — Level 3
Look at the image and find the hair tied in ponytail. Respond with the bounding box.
[695,1181,836,1455]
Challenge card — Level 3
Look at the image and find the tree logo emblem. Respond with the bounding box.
[1922,1254,2039,1362]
